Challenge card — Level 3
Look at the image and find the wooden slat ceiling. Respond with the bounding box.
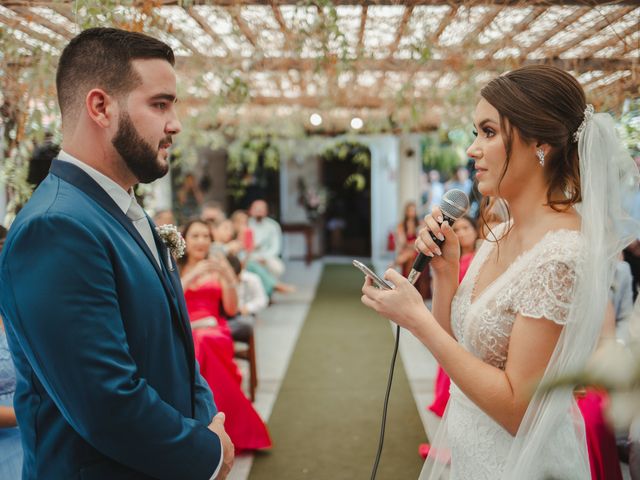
[0,0,638,132]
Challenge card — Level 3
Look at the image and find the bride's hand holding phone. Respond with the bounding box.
[360,269,432,333]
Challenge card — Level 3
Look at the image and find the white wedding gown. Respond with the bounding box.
[422,225,589,479]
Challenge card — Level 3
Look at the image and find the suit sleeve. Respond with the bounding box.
[1,214,220,480]
[194,360,217,423]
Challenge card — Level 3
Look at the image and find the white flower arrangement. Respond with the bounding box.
[156,224,186,261]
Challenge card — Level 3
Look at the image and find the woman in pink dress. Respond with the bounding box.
[396,201,430,299]
[179,220,271,452]
[421,215,479,458]
[575,301,622,480]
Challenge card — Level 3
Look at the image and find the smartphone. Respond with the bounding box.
[352,260,393,290]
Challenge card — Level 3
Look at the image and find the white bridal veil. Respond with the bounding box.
[421,109,640,479]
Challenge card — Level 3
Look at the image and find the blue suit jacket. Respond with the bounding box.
[0,160,220,479]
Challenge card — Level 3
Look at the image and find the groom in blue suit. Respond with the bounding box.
[0,28,233,479]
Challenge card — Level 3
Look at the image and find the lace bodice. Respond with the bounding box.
[452,226,583,370]
[0,328,17,401]
[424,226,586,480]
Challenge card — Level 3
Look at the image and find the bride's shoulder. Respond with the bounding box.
[537,227,584,266]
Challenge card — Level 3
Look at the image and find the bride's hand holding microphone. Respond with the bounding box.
[361,205,460,333]
[415,205,460,277]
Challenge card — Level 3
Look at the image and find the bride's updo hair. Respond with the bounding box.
[480,64,585,210]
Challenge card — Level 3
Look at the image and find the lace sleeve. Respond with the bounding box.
[512,258,578,325]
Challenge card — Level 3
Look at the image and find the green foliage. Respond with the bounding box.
[226,131,281,200]
[618,98,640,156]
[0,141,35,226]
[421,132,466,175]
[321,140,371,191]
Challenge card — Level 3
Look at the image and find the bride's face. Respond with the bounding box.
[467,98,537,200]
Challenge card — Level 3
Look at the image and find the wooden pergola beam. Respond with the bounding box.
[387,5,413,58]
[518,7,590,58]
[174,55,636,74]
[3,1,637,6]
[543,6,636,58]
[463,6,501,45]
[270,1,293,52]
[227,5,257,48]
[581,21,640,58]
[0,10,64,47]
[432,5,458,44]
[7,5,74,39]
[185,6,230,55]
[484,7,545,58]
[372,5,413,93]
[357,4,367,54]
[43,2,76,24]
[233,94,387,108]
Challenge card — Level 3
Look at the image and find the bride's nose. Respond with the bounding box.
[466,141,482,160]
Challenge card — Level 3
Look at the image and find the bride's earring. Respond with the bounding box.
[536,148,545,167]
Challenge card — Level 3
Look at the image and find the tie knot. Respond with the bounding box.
[126,199,146,222]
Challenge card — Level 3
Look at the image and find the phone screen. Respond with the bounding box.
[352,260,393,290]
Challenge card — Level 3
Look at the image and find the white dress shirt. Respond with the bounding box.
[56,151,223,479]
[56,151,161,266]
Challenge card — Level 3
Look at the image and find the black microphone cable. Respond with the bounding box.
[370,189,468,479]
[370,324,401,480]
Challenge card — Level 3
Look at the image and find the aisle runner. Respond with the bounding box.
[249,264,425,480]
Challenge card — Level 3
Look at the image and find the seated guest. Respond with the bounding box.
[175,173,203,222]
[213,218,294,297]
[576,303,623,480]
[201,200,226,224]
[0,227,22,479]
[226,254,268,317]
[231,209,254,254]
[248,199,285,278]
[27,139,60,189]
[394,201,429,299]
[222,254,266,350]
[0,318,21,480]
[179,220,271,451]
[421,215,479,459]
[610,253,634,342]
[153,208,176,227]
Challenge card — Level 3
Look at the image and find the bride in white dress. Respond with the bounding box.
[361,65,639,479]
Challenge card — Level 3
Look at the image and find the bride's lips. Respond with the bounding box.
[475,167,488,178]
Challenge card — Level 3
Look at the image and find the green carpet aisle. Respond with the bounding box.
[249,264,425,480]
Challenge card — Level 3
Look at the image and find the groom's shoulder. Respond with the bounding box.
[5,175,109,252]
[18,173,106,226]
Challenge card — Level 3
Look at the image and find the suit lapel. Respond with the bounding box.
[151,225,195,336]
[49,160,196,382]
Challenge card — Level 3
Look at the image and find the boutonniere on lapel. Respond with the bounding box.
[156,224,186,271]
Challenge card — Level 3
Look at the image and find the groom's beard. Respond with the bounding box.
[112,111,170,184]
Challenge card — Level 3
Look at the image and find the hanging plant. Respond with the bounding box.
[226,132,281,200]
[0,140,35,226]
[321,140,371,191]
[421,133,464,176]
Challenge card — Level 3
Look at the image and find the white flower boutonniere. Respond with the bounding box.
[156,224,186,270]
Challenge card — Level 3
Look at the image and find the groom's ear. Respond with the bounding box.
[85,88,117,129]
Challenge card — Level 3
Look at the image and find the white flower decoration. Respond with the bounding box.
[573,103,594,143]
[156,224,186,259]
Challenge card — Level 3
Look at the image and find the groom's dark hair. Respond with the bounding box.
[56,27,175,120]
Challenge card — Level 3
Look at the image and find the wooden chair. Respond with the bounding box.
[234,331,257,402]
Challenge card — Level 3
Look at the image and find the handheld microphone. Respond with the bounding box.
[407,189,470,285]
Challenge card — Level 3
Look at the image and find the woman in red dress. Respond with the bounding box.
[575,302,623,480]
[395,201,430,298]
[179,220,271,452]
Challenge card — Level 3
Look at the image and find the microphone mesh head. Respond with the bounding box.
[439,189,470,220]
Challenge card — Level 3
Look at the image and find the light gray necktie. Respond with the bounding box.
[126,198,161,267]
